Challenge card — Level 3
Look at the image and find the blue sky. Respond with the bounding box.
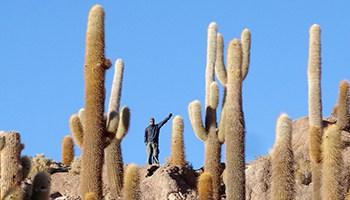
[0,1,349,169]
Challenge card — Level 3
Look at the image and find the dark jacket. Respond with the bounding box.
[144,115,171,144]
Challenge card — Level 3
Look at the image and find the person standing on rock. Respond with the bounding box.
[144,113,172,165]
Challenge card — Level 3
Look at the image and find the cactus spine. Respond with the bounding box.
[224,39,246,200]
[80,5,109,198]
[169,115,186,166]
[0,132,22,199]
[336,80,350,130]
[198,172,214,200]
[322,125,344,200]
[123,164,140,200]
[188,22,223,200]
[62,135,74,166]
[307,24,323,200]
[271,114,294,200]
[31,172,51,200]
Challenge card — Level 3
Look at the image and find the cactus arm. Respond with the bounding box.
[205,22,218,108]
[218,105,226,144]
[215,33,227,85]
[116,106,131,140]
[209,82,219,110]
[106,59,124,133]
[336,80,350,130]
[69,114,84,148]
[241,29,251,81]
[308,24,322,128]
[188,100,208,141]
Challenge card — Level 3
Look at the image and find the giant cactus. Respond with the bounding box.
[70,43,129,198]
[307,24,323,200]
[223,39,246,200]
[188,22,223,200]
[80,5,110,198]
[271,114,294,200]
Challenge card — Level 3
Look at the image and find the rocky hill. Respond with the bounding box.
[25,117,349,199]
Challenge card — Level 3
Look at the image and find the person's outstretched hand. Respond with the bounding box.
[169,113,172,118]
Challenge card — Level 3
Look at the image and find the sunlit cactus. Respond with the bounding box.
[61,135,74,166]
[188,22,223,200]
[123,164,140,200]
[198,172,214,200]
[271,114,294,200]
[0,132,22,199]
[336,80,350,130]
[80,5,109,198]
[307,24,323,200]
[322,125,344,200]
[224,39,246,200]
[105,106,130,198]
[169,115,186,166]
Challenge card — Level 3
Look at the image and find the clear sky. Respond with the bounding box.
[0,1,349,169]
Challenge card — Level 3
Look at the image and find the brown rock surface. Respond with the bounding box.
[27,117,350,199]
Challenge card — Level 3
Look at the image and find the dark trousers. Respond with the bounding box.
[146,142,159,165]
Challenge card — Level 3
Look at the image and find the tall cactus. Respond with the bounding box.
[224,39,246,200]
[169,115,186,166]
[322,125,344,200]
[336,80,350,130]
[80,5,110,198]
[70,48,130,199]
[188,22,223,200]
[0,132,22,199]
[271,114,294,200]
[307,24,323,200]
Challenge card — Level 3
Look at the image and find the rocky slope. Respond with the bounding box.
[29,117,349,199]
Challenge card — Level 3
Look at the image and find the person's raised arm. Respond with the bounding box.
[157,113,172,128]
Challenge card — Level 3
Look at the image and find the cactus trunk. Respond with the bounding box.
[0,132,22,199]
[307,24,323,200]
[80,5,107,199]
[105,139,124,198]
[225,39,245,200]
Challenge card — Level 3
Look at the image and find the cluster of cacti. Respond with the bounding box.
[188,22,251,200]
[66,5,131,199]
[188,22,224,200]
[2,5,350,200]
[0,131,52,200]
